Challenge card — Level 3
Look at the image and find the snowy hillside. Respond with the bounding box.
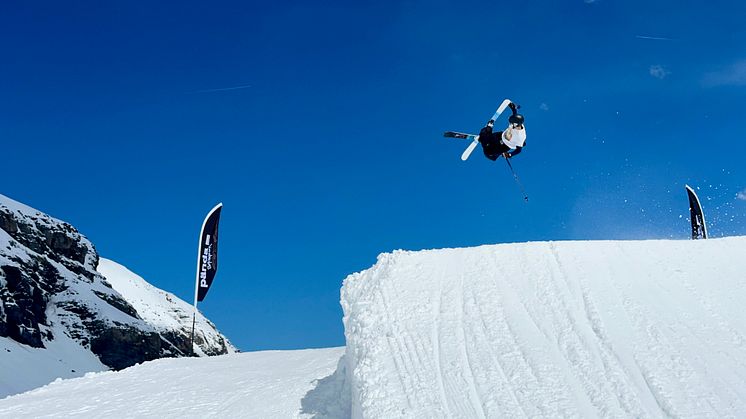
[0,258,235,399]
[0,347,347,418]
[0,335,106,400]
[0,194,234,398]
[342,237,746,418]
[97,258,236,357]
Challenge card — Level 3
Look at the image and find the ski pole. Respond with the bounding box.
[504,158,529,202]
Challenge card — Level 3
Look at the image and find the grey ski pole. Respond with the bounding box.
[504,158,529,202]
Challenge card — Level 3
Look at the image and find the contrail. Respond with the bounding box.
[635,35,675,41]
[188,84,253,94]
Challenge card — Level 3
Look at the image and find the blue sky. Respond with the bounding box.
[2,0,745,351]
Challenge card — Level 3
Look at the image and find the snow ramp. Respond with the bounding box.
[341,237,746,418]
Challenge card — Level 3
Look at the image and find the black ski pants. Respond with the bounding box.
[478,126,510,161]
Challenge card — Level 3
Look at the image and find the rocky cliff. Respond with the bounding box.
[0,194,235,377]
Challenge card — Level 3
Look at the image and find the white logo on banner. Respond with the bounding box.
[200,234,214,288]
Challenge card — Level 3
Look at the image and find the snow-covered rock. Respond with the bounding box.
[97,258,234,357]
[0,194,235,398]
[341,237,746,418]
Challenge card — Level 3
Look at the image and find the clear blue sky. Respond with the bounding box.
[2,0,745,351]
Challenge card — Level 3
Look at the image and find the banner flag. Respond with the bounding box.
[195,203,223,303]
[685,185,707,240]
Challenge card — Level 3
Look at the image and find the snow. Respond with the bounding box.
[0,335,107,400]
[0,193,98,268]
[0,255,239,399]
[0,224,32,266]
[0,193,235,400]
[0,194,62,224]
[4,236,746,417]
[341,237,746,418]
[97,258,237,355]
[0,347,347,418]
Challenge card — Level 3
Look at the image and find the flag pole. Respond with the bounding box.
[190,244,200,357]
[190,210,205,358]
[190,298,198,356]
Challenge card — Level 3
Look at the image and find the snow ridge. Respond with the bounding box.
[342,237,746,418]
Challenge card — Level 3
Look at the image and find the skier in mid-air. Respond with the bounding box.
[441,98,529,199]
[477,102,526,161]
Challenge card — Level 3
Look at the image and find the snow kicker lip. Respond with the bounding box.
[342,238,746,418]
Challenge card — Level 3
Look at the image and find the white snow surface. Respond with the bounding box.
[0,347,347,418]
[96,258,237,356]
[342,237,746,418]
[4,236,746,418]
[0,335,106,400]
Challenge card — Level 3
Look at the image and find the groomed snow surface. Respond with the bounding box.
[0,335,106,400]
[342,237,746,418]
[3,237,746,418]
[0,347,347,418]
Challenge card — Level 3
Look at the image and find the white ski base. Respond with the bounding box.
[460,139,479,161]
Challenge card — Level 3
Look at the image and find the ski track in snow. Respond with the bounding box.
[342,237,746,418]
[431,266,450,416]
[458,273,486,419]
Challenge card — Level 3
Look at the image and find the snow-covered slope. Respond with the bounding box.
[97,258,236,357]
[0,194,235,398]
[5,236,746,417]
[342,237,746,418]
[0,347,347,419]
[0,335,106,400]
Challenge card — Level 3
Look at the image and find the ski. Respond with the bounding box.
[459,99,512,161]
[443,131,477,140]
[460,138,480,161]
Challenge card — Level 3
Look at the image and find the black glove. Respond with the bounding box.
[508,102,520,112]
[503,152,512,159]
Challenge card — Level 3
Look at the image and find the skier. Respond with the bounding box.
[477,102,526,161]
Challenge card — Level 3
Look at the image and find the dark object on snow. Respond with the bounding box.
[685,185,708,239]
